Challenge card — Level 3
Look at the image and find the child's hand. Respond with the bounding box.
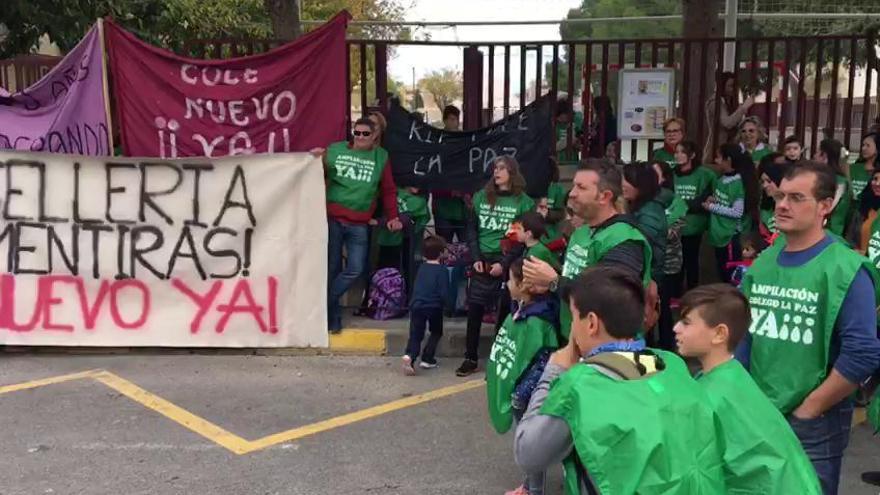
[309,147,326,157]
[489,263,503,277]
[473,261,485,273]
[386,218,403,231]
[549,339,580,370]
[368,218,379,226]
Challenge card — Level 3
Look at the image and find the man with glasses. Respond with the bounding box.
[315,118,402,333]
[651,117,686,167]
[739,162,880,495]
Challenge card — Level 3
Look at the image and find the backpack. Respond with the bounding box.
[367,268,407,320]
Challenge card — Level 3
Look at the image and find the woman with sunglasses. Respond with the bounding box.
[651,117,686,167]
[457,156,535,377]
[737,116,771,165]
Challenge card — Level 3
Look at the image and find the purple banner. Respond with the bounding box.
[0,24,110,155]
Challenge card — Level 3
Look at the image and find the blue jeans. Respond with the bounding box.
[787,400,854,495]
[327,219,370,331]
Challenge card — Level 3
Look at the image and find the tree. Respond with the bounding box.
[0,0,409,57]
[419,68,462,112]
[264,0,301,41]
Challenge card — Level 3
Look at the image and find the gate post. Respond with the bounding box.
[463,46,484,130]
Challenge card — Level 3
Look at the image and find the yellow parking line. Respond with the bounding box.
[90,371,253,455]
[245,379,485,453]
[0,369,101,395]
[0,369,485,455]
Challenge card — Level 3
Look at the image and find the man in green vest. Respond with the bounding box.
[315,118,402,333]
[514,265,726,494]
[523,159,652,339]
[674,283,822,494]
[740,161,880,495]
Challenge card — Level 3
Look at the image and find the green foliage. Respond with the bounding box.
[419,68,462,111]
[0,0,410,57]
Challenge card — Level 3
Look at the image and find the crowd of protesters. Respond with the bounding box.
[314,84,880,493]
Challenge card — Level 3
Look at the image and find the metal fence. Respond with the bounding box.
[0,55,60,93]
[6,33,879,160]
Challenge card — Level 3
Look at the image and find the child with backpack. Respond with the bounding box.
[674,284,822,494]
[487,257,560,495]
[401,236,449,375]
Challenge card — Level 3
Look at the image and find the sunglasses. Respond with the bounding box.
[353,131,372,137]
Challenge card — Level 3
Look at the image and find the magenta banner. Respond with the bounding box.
[0,24,111,155]
[106,12,349,158]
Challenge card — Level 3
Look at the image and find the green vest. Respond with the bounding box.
[869,390,880,433]
[827,175,851,236]
[742,239,873,413]
[665,194,688,225]
[698,359,822,494]
[866,213,880,270]
[674,167,716,237]
[326,142,388,213]
[708,174,745,247]
[543,182,569,242]
[556,112,584,164]
[760,206,776,235]
[486,312,559,434]
[749,145,771,165]
[850,160,872,201]
[525,241,560,270]
[560,221,652,338]
[541,350,726,495]
[376,188,430,246]
[472,190,535,256]
[651,146,676,168]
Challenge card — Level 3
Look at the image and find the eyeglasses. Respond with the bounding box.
[771,191,815,204]
[353,131,373,137]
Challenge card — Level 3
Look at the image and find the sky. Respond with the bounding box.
[388,0,583,93]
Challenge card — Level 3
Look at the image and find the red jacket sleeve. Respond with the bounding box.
[379,159,399,219]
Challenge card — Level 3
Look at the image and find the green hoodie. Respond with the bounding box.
[632,196,668,282]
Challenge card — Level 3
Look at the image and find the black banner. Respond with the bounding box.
[384,96,553,196]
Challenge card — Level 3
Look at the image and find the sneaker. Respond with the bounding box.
[401,355,416,376]
[419,360,439,370]
[504,485,529,495]
[455,359,479,377]
[862,471,880,486]
[328,326,342,335]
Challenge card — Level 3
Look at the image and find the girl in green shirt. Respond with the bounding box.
[851,133,880,202]
[814,139,852,237]
[757,152,785,242]
[673,140,717,290]
[704,143,759,282]
[458,156,535,377]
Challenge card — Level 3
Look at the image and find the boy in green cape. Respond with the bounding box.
[514,266,725,494]
[487,258,560,495]
[674,283,822,494]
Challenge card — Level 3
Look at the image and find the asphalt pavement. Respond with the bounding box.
[0,354,877,495]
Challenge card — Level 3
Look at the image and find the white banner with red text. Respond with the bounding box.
[0,151,327,347]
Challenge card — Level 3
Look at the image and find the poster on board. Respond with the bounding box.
[617,69,675,139]
[0,151,328,348]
